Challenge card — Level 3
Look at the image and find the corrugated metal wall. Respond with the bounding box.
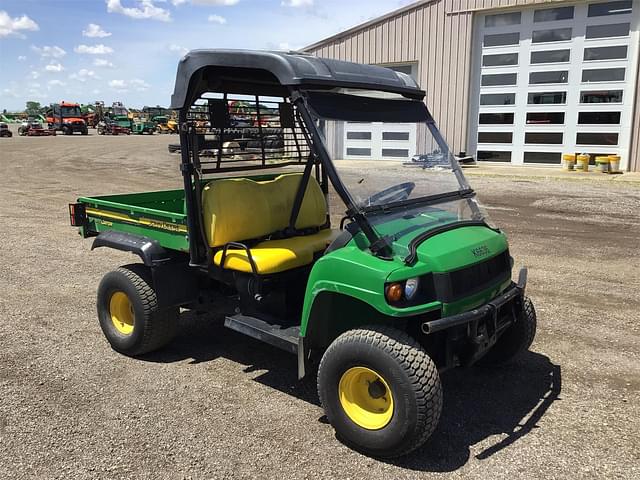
[306,0,639,171]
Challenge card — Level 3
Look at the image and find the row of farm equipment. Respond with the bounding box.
[1,101,181,138]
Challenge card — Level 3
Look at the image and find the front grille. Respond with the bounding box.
[433,250,511,303]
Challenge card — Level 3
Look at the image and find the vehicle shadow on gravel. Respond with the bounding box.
[142,312,561,472]
[389,352,562,472]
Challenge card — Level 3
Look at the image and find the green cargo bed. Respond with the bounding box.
[78,188,189,252]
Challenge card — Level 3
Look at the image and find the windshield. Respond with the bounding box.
[61,106,82,117]
[307,90,488,241]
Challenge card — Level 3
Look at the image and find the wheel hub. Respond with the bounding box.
[109,291,135,335]
[338,366,394,430]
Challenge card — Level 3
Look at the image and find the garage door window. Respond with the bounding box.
[576,133,619,145]
[477,151,512,162]
[525,132,563,144]
[587,1,632,17]
[483,53,519,67]
[582,68,625,82]
[578,111,621,124]
[484,32,520,47]
[534,6,574,22]
[485,12,521,27]
[580,90,623,103]
[481,93,516,105]
[528,91,567,104]
[482,73,517,86]
[583,45,628,61]
[531,49,570,64]
[523,152,562,164]
[585,22,630,39]
[526,112,565,124]
[529,70,568,84]
[346,131,372,140]
[478,132,512,143]
[480,113,515,124]
[346,148,371,156]
[532,27,572,43]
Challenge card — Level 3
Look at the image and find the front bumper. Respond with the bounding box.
[421,268,527,366]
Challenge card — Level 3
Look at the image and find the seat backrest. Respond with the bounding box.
[202,173,327,247]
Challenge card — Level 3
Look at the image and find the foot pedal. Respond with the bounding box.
[224,314,299,355]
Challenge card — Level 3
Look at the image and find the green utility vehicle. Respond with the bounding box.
[131,118,156,135]
[69,50,536,458]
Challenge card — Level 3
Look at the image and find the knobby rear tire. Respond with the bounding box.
[97,264,178,356]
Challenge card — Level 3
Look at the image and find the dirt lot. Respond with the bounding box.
[1,129,639,479]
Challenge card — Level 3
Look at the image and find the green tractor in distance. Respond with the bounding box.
[131,117,156,135]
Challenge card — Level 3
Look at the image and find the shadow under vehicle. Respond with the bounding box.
[69,49,538,459]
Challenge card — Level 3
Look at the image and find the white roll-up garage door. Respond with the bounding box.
[469,1,639,169]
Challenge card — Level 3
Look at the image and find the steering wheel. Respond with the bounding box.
[364,182,416,206]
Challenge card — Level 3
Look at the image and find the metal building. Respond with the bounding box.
[305,0,640,172]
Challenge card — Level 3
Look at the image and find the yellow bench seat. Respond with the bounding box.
[213,228,339,274]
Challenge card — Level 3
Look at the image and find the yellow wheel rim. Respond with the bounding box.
[109,291,135,335]
[339,366,394,430]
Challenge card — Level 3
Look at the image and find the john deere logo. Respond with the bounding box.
[471,245,490,258]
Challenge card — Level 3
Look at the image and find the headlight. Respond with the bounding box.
[404,277,420,300]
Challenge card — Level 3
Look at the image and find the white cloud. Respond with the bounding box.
[0,11,39,38]
[29,70,40,80]
[109,78,150,92]
[48,79,67,87]
[83,23,112,38]
[281,0,313,6]
[45,63,65,73]
[31,45,67,58]
[172,0,239,5]
[207,14,226,24]
[93,58,114,68]
[106,0,171,22]
[109,79,127,90]
[75,44,114,55]
[18,55,27,61]
[69,69,99,82]
[168,44,188,55]
[2,88,20,98]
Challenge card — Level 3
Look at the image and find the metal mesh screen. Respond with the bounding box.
[186,94,312,174]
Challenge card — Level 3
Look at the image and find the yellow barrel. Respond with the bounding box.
[576,154,590,172]
[608,155,621,173]
[595,156,610,173]
[562,153,576,171]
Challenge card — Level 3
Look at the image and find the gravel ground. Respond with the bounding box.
[0,130,639,479]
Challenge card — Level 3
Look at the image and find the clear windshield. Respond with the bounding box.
[322,119,469,208]
[61,106,82,117]
[308,90,489,238]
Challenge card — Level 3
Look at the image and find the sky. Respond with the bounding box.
[0,0,413,111]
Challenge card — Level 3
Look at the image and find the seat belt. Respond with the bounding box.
[286,155,315,235]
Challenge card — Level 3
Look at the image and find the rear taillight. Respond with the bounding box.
[69,203,86,227]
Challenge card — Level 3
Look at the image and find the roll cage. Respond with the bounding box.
[169,49,464,266]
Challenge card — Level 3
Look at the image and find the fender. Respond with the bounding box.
[91,231,172,267]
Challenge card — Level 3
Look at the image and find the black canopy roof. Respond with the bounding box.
[169,49,425,109]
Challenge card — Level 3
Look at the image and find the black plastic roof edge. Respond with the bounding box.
[169,49,425,109]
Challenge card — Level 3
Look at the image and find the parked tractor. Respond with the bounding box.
[131,118,156,135]
[0,122,12,137]
[18,119,56,136]
[97,118,131,135]
[153,116,178,134]
[46,101,88,135]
